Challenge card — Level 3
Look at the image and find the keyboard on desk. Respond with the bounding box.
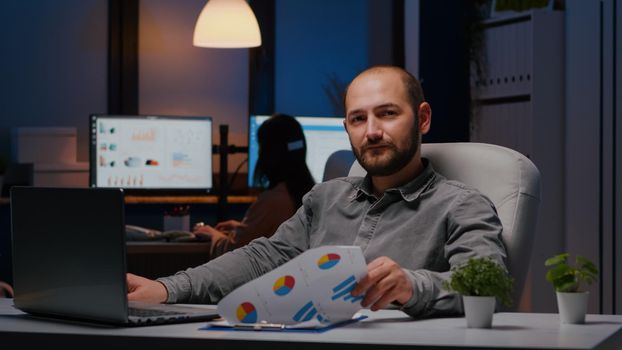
[128,307,185,318]
[126,302,220,326]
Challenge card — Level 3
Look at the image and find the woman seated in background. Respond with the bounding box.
[194,113,315,258]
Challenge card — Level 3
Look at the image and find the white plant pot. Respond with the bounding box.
[462,295,496,328]
[556,291,589,324]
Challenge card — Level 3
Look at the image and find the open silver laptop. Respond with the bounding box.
[10,187,219,326]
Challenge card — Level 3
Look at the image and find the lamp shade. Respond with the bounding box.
[193,0,261,48]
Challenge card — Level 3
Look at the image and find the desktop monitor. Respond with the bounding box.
[248,115,351,187]
[89,114,213,193]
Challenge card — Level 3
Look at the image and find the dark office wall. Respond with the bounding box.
[419,0,471,143]
[0,0,403,170]
[565,0,622,315]
[0,0,109,163]
[274,0,399,117]
[274,0,369,117]
[138,0,250,174]
[0,0,108,285]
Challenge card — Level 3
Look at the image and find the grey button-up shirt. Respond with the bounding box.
[158,159,506,318]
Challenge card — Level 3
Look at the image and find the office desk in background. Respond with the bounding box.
[124,195,256,278]
[123,195,255,231]
[124,195,257,204]
[0,195,256,205]
[1,299,621,350]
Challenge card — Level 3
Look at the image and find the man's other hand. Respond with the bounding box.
[127,273,168,303]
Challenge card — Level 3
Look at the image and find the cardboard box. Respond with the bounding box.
[11,127,77,164]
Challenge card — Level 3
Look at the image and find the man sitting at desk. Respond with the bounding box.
[127,65,506,318]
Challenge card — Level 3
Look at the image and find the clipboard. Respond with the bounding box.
[201,315,368,333]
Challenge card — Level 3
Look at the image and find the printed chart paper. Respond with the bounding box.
[217,246,367,326]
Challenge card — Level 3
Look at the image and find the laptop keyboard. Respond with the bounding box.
[128,307,185,318]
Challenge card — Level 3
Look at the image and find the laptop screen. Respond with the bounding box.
[10,187,129,324]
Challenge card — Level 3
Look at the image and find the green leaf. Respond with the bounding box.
[544,253,597,292]
[544,253,568,267]
[546,264,572,281]
[577,256,599,275]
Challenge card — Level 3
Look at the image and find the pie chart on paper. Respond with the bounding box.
[273,275,296,296]
[317,253,341,270]
[236,302,257,323]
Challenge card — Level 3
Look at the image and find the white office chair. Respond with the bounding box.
[322,150,356,182]
[348,142,541,309]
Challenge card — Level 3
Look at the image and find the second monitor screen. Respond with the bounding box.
[248,115,351,186]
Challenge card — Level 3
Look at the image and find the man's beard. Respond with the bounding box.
[352,130,419,177]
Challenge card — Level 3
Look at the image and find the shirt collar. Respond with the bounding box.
[354,158,437,202]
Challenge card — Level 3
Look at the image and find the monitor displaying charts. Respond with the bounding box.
[89,114,213,193]
[248,115,351,187]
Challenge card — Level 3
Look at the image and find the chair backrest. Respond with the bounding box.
[348,142,541,307]
[322,150,356,182]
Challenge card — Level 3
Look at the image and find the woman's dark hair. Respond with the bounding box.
[253,113,315,208]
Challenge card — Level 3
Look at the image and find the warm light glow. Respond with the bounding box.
[193,0,261,48]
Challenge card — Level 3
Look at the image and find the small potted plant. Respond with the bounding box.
[544,253,598,324]
[443,256,513,328]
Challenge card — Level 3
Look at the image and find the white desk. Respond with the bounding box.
[0,298,620,349]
